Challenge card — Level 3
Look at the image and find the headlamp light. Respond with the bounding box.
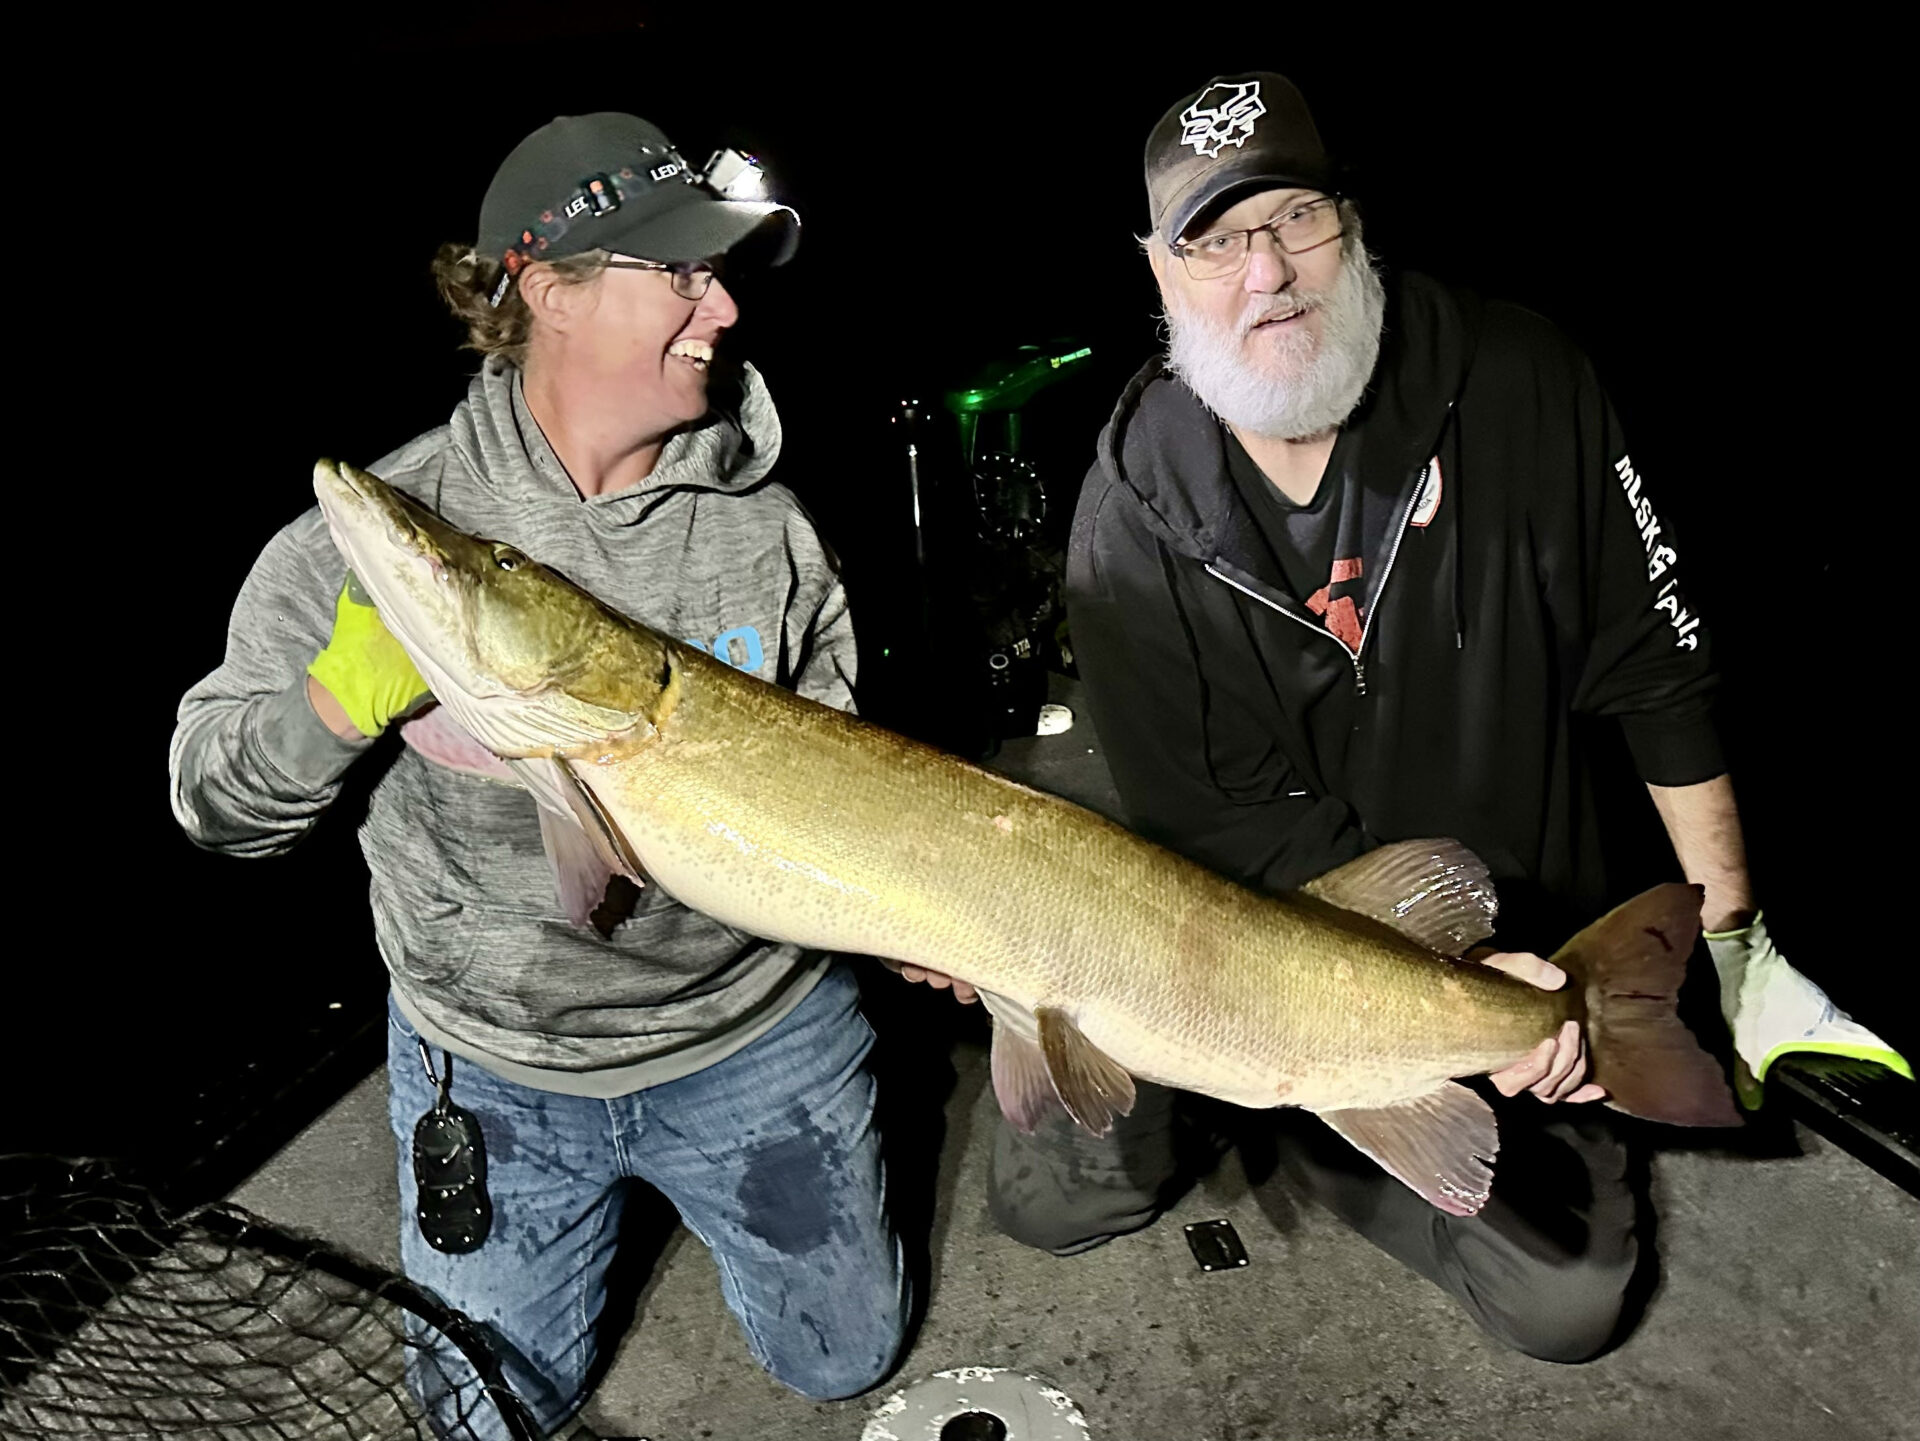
[698,148,770,202]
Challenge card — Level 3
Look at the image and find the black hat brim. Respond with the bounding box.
[583,188,800,267]
[1164,161,1331,246]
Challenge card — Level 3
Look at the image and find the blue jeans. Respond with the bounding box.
[386,962,912,1438]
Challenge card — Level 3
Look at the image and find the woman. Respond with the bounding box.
[169,111,910,1436]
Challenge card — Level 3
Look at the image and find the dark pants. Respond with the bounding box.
[988,1080,1642,1364]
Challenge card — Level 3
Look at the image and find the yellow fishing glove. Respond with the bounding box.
[1705,914,1914,1107]
[305,575,432,738]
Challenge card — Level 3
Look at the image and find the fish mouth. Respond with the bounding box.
[311,457,476,701]
[315,459,450,583]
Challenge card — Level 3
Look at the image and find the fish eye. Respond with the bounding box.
[493,546,527,572]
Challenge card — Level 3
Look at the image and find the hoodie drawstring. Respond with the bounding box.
[1449,407,1465,649]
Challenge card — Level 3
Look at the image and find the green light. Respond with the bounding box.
[1049,347,1093,368]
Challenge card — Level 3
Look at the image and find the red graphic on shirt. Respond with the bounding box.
[1305,556,1365,650]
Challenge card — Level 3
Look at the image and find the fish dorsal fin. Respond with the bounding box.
[1035,1006,1137,1137]
[1300,838,1498,957]
[509,757,650,935]
[1316,1083,1499,1216]
[978,992,1060,1134]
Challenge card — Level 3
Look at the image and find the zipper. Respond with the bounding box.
[1204,562,1336,640]
[1345,468,1430,693]
[1204,453,1438,698]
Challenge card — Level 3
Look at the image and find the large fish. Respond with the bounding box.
[314,458,1737,1215]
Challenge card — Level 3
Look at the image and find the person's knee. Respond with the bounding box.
[1476,1253,1636,1364]
[990,1179,1079,1254]
[765,1315,910,1401]
[988,1127,1167,1256]
[987,1169,1153,1255]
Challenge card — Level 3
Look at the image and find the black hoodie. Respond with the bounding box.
[1065,272,1721,950]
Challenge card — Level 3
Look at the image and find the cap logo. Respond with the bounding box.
[1179,81,1266,159]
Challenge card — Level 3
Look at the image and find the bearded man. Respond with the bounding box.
[948,72,1909,1362]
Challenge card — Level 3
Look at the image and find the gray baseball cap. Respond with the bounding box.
[1145,73,1333,245]
[478,112,799,272]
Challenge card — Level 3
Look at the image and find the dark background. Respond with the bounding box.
[12,13,1906,1182]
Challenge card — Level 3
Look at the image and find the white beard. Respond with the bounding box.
[1163,240,1388,440]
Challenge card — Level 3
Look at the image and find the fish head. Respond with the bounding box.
[313,458,667,758]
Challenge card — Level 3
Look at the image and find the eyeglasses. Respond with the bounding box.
[1172,196,1345,281]
[601,256,722,301]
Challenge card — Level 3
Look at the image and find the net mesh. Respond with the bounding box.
[1,1156,541,1440]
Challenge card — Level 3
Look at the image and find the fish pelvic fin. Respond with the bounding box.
[979,992,1138,1137]
[1553,882,1740,1128]
[1032,1006,1136,1137]
[1300,838,1498,957]
[1316,1083,1498,1217]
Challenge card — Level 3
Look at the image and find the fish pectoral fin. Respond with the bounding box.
[1035,1006,1137,1137]
[536,807,638,936]
[1315,1083,1499,1217]
[1300,838,1498,958]
[510,757,654,936]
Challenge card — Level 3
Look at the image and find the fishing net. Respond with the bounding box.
[0,1156,542,1440]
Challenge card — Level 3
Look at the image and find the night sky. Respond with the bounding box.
[19,14,1906,1175]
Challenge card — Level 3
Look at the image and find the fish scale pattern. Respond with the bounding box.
[601,639,1563,1115]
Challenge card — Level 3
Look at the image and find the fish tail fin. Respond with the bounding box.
[1552,882,1740,1127]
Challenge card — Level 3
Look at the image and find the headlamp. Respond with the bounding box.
[486,147,778,308]
[698,148,770,202]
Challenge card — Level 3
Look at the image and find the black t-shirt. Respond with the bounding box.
[1222,426,1369,650]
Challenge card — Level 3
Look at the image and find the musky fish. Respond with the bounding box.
[314,458,1736,1216]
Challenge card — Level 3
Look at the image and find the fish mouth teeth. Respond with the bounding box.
[667,338,714,369]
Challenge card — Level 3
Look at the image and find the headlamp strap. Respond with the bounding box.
[487,146,769,308]
[489,144,695,305]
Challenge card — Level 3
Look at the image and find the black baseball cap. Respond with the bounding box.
[478,112,799,274]
[1145,74,1334,246]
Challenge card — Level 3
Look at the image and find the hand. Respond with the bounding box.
[877,957,978,1004]
[1476,950,1607,1105]
[1705,915,1913,1095]
[305,575,432,739]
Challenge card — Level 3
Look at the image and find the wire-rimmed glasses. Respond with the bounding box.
[1172,196,1344,281]
[602,256,721,301]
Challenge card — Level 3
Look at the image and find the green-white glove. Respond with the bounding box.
[1705,913,1914,1107]
[305,574,431,738]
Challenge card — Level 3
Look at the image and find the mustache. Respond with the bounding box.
[1235,290,1323,335]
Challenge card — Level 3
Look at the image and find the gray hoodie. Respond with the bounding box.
[170,360,855,1095]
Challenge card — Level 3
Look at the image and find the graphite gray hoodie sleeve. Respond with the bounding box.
[778,505,859,716]
[168,509,371,856]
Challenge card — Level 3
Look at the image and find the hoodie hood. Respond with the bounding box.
[447,357,783,525]
[1095,271,1483,568]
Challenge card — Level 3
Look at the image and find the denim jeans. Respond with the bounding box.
[386,962,912,1438]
